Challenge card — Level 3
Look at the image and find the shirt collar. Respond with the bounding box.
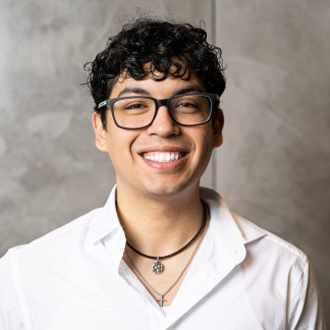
[86,185,267,275]
[198,187,267,274]
[86,184,122,245]
[200,187,266,245]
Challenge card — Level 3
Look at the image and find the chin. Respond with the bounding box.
[141,179,197,199]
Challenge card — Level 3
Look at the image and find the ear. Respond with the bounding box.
[213,108,224,148]
[92,112,108,152]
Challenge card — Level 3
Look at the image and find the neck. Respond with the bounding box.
[116,184,204,257]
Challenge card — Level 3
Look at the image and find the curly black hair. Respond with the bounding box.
[84,18,226,129]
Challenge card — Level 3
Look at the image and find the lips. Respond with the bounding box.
[143,151,184,163]
[137,147,189,168]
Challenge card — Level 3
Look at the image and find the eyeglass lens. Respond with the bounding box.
[112,95,211,128]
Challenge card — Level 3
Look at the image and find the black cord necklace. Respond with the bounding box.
[126,200,208,275]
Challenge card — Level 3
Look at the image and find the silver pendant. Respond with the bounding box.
[152,258,164,275]
[157,294,167,306]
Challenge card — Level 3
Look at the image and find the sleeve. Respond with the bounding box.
[287,260,327,330]
[0,250,26,330]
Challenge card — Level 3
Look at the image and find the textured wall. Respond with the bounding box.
[0,1,214,253]
[216,0,330,321]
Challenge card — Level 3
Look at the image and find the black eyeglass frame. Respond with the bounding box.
[97,92,220,130]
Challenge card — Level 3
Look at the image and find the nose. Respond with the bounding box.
[147,104,181,137]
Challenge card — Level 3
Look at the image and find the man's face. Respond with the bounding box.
[93,70,223,199]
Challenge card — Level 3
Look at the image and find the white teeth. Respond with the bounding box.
[143,152,183,162]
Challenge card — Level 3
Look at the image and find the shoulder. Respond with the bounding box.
[232,212,308,262]
[201,187,309,273]
[0,207,102,271]
[203,188,326,327]
[231,215,327,327]
[232,212,310,291]
[201,187,308,264]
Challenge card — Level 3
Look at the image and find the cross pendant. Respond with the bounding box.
[157,294,167,307]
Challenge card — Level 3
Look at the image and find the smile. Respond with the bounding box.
[143,152,184,163]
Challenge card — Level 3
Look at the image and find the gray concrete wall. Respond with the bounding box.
[216,0,330,321]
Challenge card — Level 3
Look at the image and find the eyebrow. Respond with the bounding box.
[116,84,204,98]
[117,88,151,97]
[174,85,205,95]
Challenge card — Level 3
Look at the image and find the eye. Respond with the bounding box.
[173,99,201,113]
[176,101,198,108]
[114,98,153,113]
[124,102,148,110]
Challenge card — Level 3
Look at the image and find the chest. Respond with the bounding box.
[25,272,286,330]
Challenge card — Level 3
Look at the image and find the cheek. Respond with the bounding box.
[196,129,214,155]
[106,129,139,166]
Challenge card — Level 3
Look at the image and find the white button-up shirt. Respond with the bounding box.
[0,186,326,329]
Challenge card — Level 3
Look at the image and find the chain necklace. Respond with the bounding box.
[126,201,207,275]
[125,219,207,307]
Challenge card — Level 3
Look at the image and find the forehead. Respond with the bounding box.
[110,70,206,99]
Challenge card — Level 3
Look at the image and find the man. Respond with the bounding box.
[0,18,326,329]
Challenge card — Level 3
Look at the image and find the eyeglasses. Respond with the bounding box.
[97,93,220,130]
